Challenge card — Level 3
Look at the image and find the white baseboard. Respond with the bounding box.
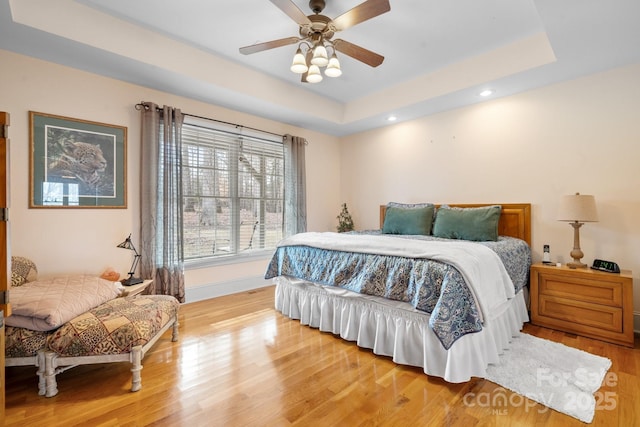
[185,275,272,303]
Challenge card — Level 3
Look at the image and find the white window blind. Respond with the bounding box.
[181,117,284,261]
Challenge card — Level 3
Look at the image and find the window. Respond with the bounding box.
[181,117,284,261]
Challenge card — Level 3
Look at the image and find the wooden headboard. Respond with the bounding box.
[379,203,531,246]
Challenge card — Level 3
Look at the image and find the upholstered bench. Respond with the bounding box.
[6,294,179,397]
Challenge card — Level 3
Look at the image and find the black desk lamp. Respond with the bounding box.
[117,234,143,286]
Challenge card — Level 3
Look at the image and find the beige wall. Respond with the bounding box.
[340,63,640,317]
[0,49,341,293]
[2,47,639,317]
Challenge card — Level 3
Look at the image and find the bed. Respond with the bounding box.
[4,267,179,397]
[266,203,532,383]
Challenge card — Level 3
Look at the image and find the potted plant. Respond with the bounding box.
[336,203,355,232]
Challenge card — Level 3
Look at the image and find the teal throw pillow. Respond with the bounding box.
[382,205,434,235]
[432,205,502,241]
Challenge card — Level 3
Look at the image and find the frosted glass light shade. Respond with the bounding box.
[310,44,328,67]
[290,48,308,74]
[325,54,342,77]
[306,64,323,83]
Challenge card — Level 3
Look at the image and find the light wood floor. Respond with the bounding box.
[5,286,639,426]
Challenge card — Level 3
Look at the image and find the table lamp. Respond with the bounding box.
[557,193,598,268]
[117,234,143,286]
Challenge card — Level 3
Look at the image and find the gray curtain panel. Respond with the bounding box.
[140,102,185,302]
[283,134,307,237]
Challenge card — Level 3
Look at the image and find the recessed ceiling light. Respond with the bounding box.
[479,90,493,97]
[387,115,397,122]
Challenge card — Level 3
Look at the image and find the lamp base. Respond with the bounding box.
[566,221,588,269]
[121,276,144,286]
[566,261,588,269]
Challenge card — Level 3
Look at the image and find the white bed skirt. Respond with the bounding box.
[274,276,529,383]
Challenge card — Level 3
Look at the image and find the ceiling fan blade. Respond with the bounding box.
[239,36,300,55]
[333,39,384,67]
[270,0,312,26]
[331,0,390,31]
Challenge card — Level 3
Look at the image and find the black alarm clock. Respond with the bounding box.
[591,259,620,273]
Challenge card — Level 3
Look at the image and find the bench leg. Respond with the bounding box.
[44,351,59,397]
[172,318,179,342]
[130,345,143,392]
[36,350,46,396]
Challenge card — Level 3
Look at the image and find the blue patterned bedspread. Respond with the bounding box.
[265,232,531,349]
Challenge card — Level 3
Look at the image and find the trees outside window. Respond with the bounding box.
[181,120,284,261]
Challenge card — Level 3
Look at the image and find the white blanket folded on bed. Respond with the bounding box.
[278,232,515,322]
[6,275,121,331]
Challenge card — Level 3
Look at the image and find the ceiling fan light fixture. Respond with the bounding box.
[239,0,391,85]
[306,64,323,83]
[325,53,342,77]
[311,44,329,67]
[290,48,308,74]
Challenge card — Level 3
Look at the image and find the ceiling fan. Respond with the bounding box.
[239,0,391,83]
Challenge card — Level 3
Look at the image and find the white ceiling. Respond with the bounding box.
[1,0,639,136]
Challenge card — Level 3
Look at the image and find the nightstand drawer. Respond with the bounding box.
[538,295,623,333]
[538,274,623,307]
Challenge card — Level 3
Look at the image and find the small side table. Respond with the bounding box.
[119,279,153,297]
[530,263,634,347]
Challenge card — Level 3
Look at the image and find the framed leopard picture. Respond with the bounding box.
[29,111,127,208]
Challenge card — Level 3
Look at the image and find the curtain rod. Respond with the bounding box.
[135,102,284,139]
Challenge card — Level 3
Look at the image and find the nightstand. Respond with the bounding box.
[530,263,634,347]
[119,279,153,298]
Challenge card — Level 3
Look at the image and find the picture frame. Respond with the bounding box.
[29,111,127,208]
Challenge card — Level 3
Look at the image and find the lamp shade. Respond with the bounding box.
[325,53,342,77]
[116,234,137,251]
[557,193,598,222]
[306,64,323,83]
[290,48,308,74]
[310,44,328,67]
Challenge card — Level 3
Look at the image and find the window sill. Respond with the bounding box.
[184,249,274,270]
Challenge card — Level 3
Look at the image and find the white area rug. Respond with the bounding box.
[485,333,612,423]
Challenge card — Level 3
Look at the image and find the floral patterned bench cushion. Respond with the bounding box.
[47,295,179,357]
[5,326,49,358]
